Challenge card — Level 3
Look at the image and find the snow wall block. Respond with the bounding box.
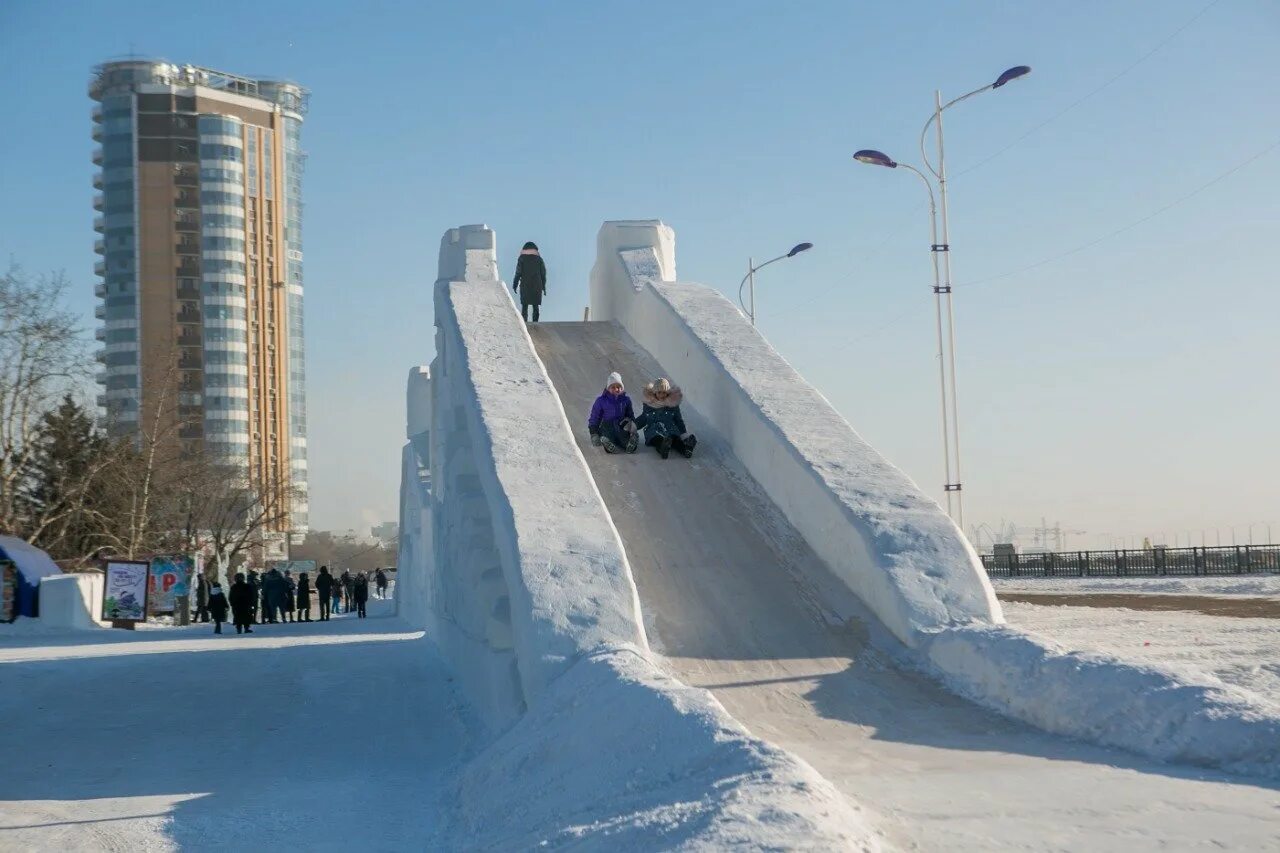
[38,573,106,630]
[423,224,647,727]
[589,220,1001,649]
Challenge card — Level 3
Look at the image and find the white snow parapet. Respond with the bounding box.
[420,225,647,726]
[590,220,1001,649]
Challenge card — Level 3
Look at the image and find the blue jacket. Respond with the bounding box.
[588,390,635,434]
[636,384,687,438]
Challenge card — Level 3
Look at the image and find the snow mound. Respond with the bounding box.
[927,625,1280,780]
[446,646,878,851]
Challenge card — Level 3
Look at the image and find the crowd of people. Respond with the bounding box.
[198,566,391,635]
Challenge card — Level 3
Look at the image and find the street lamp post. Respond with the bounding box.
[853,65,1030,528]
[738,242,814,326]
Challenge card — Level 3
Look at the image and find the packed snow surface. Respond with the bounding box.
[1001,600,1280,712]
[531,320,1280,850]
[445,646,877,851]
[0,598,470,852]
[992,574,1280,597]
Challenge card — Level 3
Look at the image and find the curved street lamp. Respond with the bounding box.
[853,65,1031,527]
[738,242,814,326]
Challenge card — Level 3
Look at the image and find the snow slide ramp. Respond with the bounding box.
[530,320,1280,849]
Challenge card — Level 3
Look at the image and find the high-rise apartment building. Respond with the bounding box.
[90,60,309,533]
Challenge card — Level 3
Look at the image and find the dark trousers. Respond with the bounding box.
[522,301,540,322]
[213,618,223,634]
[319,597,330,620]
[234,616,251,633]
[357,600,367,618]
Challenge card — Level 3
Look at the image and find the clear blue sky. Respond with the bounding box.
[2,0,1277,547]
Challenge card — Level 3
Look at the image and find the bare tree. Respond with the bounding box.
[0,265,90,535]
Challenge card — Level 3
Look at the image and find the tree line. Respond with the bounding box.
[1,263,292,577]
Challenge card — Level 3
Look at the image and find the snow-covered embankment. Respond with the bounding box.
[401,225,875,848]
[590,220,1280,779]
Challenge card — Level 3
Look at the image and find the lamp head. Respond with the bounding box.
[787,242,814,257]
[853,149,897,168]
[993,65,1032,88]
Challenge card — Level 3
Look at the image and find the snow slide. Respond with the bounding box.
[531,320,1280,849]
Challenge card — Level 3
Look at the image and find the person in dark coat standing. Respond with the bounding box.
[263,568,287,623]
[207,581,229,634]
[353,572,370,618]
[283,570,296,623]
[512,241,547,323]
[195,573,210,622]
[229,573,254,634]
[341,570,354,614]
[315,566,333,621]
[636,377,698,459]
[296,572,312,622]
[375,568,388,599]
[588,372,639,454]
[247,570,261,624]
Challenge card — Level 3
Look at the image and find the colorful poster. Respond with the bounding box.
[149,554,196,614]
[103,560,149,621]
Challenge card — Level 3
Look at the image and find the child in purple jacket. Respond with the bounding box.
[588,372,639,454]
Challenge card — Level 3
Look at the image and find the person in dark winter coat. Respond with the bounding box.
[512,241,547,323]
[207,582,229,634]
[229,573,255,634]
[587,372,639,454]
[353,572,370,618]
[283,570,296,623]
[296,572,312,622]
[636,378,698,459]
[315,566,333,621]
[375,568,388,599]
[196,573,210,622]
[247,570,261,623]
[264,568,288,623]
[341,570,354,614]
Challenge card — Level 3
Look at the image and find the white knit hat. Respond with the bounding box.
[653,377,671,394]
[607,371,624,390]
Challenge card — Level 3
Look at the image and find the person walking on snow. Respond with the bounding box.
[375,568,388,599]
[588,372,639,454]
[316,566,333,620]
[207,581,229,634]
[196,572,210,623]
[341,570,354,614]
[636,378,698,459]
[512,241,547,323]
[297,572,312,622]
[353,572,370,618]
[283,570,297,623]
[229,573,255,634]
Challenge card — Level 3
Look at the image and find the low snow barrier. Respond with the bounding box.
[589,220,1001,650]
[420,225,647,726]
[37,573,105,630]
[445,645,878,851]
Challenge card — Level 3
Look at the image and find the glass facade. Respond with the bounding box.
[283,115,308,529]
[94,93,139,424]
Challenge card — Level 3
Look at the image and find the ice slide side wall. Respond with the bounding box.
[589,221,1280,778]
[589,220,1001,649]
[423,225,648,725]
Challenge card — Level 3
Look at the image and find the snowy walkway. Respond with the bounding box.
[0,597,468,852]
[532,322,1280,852]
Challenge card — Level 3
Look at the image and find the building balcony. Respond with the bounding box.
[178,355,203,370]
[93,173,103,190]
[177,285,201,301]
[93,215,104,233]
[94,282,107,298]
[94,304,105,320]
[177,333,202,348]
[92,125,103,141]
[94,369,106,385]
[92,193,104,211]
[94,238,105,255]
[96,394,108,408]
[177,310,201,325]
[94,327,106,341]
[92,147,102,165]
[176,265,201,279]
[92,105,102,123]
[94,349,106,363]
[94,260,106,276]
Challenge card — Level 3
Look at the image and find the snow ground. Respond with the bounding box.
[991,574,1280,597]
[1001,600,1280,712]
[0,597,471,852]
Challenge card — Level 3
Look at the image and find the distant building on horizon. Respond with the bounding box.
[90,60,310,532]
[371,521,398,546]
